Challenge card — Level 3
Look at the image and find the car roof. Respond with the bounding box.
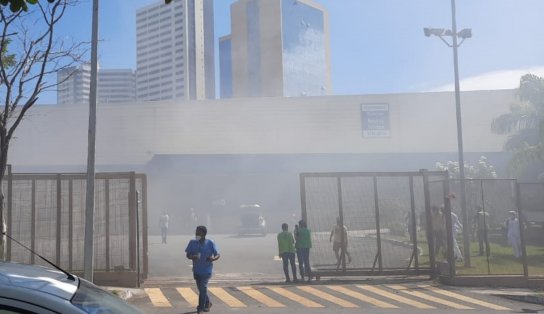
[0,262,79,301]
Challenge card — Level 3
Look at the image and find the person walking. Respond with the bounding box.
[185,226,220,314]
[472,208,490,257]
[295,219,312,282]
[504,211,522,258]
[450,211,463,262]
[430,206,445,257]
[277,223,298,283]
[159,211,169,244]
[330,217,352,269]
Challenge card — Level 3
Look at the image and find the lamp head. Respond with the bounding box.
[458,28,472,39]
[424,27,445,37]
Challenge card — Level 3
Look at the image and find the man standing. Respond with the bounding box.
[472,208,490,257]
[295,219,312,281]
[277,223,297,282]
[159,211,169,244]
[185,226,220,314]
[330,217,352,269]
[504,211,522,258]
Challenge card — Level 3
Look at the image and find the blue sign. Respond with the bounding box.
[361,103,390,137]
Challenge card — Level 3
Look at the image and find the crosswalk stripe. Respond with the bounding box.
[357,285,435,309]
[208,287,247,307]
[419,285,511,311]
[268,286,324,308]
[327,285,399,309]
[387,285,473,310]
[297,286,358,308]
[237,286,285,307]
[176,287,198,307]
[144,288,172,308]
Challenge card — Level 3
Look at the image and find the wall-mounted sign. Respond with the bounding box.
[361,103,390,138]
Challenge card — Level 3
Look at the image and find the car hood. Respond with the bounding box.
[0,262,78,300]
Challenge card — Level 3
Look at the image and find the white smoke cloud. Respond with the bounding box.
[428,66,544,92]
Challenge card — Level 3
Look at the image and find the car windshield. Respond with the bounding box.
[71,280,142,314]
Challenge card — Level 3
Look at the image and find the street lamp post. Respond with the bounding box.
[424,0,472,267]
[84,0,99,281]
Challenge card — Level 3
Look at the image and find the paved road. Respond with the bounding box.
[147,233,414,280]
[130,280,524,314]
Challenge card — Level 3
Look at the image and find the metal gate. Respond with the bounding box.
[300,170,448,278]
[2,168,147,287]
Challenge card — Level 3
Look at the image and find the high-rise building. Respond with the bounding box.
[136,0,215,102]
[57,64,91,105]
[224,0,331,98]
[97,69,136,104]
[57,65,136,105]
[219,35,232,98]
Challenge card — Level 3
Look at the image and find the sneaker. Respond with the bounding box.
[203,302,212,312]
[285,279,291,283]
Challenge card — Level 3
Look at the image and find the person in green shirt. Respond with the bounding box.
[295,219,312,282]
[277,223,298,282]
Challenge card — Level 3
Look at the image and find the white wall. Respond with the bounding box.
[8,89,514,167]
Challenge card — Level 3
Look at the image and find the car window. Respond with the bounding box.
[71,280,141,314]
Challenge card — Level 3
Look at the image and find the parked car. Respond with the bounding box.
[0,261,142,314]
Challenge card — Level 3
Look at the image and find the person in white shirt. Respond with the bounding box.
[329,217,352,268]
[504,211,522,258]
[159,211,170,244]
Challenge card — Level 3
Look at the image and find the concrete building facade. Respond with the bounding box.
[57,64,91,105]
[97,69,136,104]
[136,0,215,102]
[226,0,332,98]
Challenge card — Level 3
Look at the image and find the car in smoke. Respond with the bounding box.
[237,204,267,236]
[0,261,142,314]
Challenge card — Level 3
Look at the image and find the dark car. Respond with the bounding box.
[237,204,267,236]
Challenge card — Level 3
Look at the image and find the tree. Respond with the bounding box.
[0,0,86,259]
[491,74,544,177]
[0,0,55,12]
[435,156,498,179]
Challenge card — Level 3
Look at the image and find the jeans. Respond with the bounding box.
[281,252,297,281]
[296,248,311,278]
[194,273,211,311]
[161,227,168,243]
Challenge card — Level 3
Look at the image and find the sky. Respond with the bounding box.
[38,0,544,103]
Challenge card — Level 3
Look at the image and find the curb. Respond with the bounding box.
[497,294,544,305]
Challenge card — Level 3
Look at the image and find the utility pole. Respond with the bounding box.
[84,0,99,281]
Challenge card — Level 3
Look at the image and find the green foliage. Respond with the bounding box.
[1,39,15,68]
[435,156,498,179]
[492,74,544,177]
[0,0,55,12]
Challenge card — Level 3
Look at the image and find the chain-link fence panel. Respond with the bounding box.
[518,183,544,277]
[449,179,522,275]
[3,172,147,285]
[302,171,447,277]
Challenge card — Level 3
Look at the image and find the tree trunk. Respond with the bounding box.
[0,134,9,261]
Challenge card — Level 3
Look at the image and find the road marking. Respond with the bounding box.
[144,288,171,308]
[419,285,511,311]
[268,287,324,308]
[208,287,247,307]
[387,285,473,310]
[297,286,358,308]
[326,285,399,308]
[176,287,198,307]
[357,285,435,309]
[237,286,285,307]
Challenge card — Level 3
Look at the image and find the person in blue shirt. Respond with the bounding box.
[185,225,220,314]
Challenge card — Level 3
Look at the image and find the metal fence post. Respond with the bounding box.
[409,175,419,271]
[516,182,529,277]
[105,179,110,271]
[56,175,62,265]
[337,176,346,271]
[142,175,149,279]
[30,179,36,264]
[300,174,307,223]
[373,176,383,272]
[129,172,136,271]
[6,165,12,262]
